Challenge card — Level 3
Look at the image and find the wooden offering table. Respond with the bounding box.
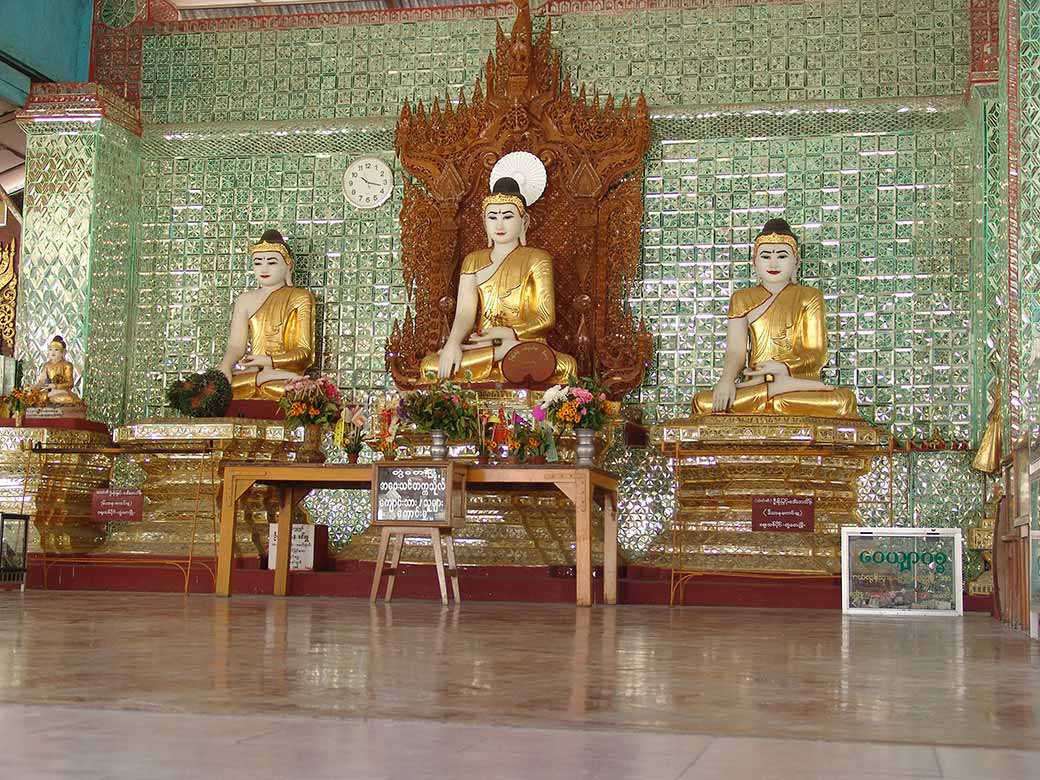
[215,463,619,606]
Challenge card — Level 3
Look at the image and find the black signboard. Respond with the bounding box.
[373,464,450,525]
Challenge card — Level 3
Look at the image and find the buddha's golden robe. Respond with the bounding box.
[42,361,82,405]
[420,246,577,384]
[231,285,315,400]
[692,284,859,418]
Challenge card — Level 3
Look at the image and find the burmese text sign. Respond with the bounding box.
[91,489,143,523]
[751,496,815,532]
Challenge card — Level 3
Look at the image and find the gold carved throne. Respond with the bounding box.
[386,0,653,396]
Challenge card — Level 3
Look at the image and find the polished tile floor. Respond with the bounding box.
[1,592,1038,779]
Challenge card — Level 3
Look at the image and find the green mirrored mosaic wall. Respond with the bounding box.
[19,2,996,560]
[140,1,970,125]
[130,104,977,442]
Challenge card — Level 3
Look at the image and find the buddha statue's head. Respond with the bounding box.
[752,218,800,286]
[250,229,294,288]
[46,335,67,363]
[482,152,547,250]
[482,177,529,249]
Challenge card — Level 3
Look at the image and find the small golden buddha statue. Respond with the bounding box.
[692,218,859,418]
[218,229,315,400]
[32,335,83,406]
[420,153,576,384]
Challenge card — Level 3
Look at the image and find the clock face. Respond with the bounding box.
[343,157,394,209]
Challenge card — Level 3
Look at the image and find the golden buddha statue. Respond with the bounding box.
[692,218,859,418]
[32,335,83,406]
[218,229,315,400]
[420,153,576,384]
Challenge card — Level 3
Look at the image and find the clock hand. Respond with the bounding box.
[360,177,379,186]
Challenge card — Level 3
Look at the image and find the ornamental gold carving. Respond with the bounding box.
[387,0,653,396]
[0,239,16,355]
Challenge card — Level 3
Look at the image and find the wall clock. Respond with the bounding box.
[343,157,394,209]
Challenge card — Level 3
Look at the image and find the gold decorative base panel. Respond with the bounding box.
[0,426,114,554]
[111,417,316,558]
[644,414,891,575]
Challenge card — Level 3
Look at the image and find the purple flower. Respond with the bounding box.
[532,405,546,422]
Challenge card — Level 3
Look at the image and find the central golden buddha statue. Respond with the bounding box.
[219,229,315,400]
[692,218,859,418]
[420,153,576,384]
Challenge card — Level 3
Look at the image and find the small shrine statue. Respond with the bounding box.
[32,335,83,406]
[692,218,859,418]
[420,152,577,384]
[218,229,315,400]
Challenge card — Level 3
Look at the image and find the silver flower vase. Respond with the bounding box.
[430,429,448,460]
[574,428,595,466]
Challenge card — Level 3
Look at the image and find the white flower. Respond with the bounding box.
[541,384,565,407]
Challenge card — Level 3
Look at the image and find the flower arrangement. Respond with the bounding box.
[536,376,608,432]
[398,379,479,440]
[278,375,342,428]
[166,370,232,418]
[5,386,46,414]
[368,397,404,459]
[507,417,558,463]
[333,403,367,455]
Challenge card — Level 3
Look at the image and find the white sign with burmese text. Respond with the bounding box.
[267,524,316,571]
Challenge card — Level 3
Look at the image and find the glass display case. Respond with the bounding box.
[842,527,963,615]
[0,512,29,582]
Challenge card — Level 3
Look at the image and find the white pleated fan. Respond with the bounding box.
[489,152,547,208]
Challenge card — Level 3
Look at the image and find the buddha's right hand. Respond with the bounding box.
[711,380,737,413]
[437,342,463,379]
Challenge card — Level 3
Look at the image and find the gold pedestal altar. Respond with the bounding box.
[644,415,891,576]
[111,418,315,558]
[0,425,114,553]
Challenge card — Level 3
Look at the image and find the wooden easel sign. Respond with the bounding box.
[371,462,467,528]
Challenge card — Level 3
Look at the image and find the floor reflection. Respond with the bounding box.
[2,593,1039,749]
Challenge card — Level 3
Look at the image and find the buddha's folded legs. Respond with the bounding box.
[692,384,769,415]
[766,387,859,418]
[230,371,292,401]
[420,346,496,383]
[419,344,577,384]
[692,383,859,418]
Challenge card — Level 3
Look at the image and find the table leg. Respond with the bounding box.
[385,532,405,602]
[370,527,391,602]
[444,532,461,602]
[431,528,449,606]
[215,476,238,597]
[603,489,618,605]
[273,487,293,597]
[574,473,592,607]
